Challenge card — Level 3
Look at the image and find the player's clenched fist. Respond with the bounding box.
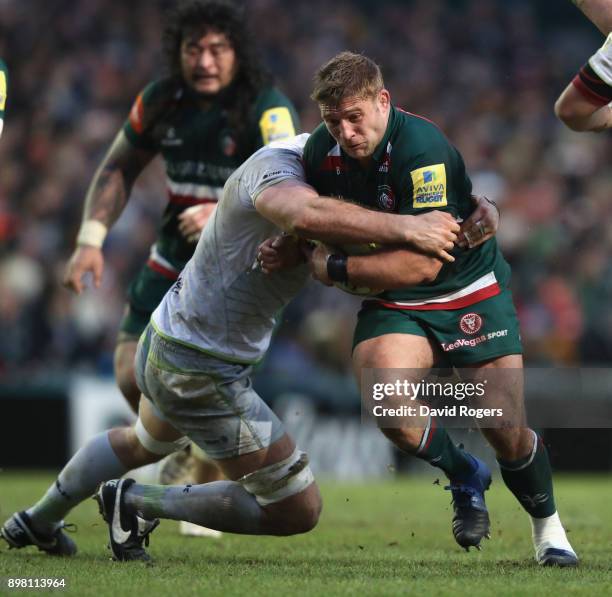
[407,210,459,263]
[256,234,305,274]
[63,245,105,294]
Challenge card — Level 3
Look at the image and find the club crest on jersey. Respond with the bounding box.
[161,127,183,147]
[411,163,447,208]
[460,312,483,335]
[221,133,237,156]
[377,184,396,211]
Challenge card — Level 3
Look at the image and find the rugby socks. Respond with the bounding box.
[124,481,265,534]
[26,431,128,534]
[497,431,574,557]
[497,431,556,518]
[530,511,575,559]
[415,417,477,480]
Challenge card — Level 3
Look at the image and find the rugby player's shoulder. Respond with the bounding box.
[140,77,184,105]
[255,85,292,105]
[303,122,335,160]
[393,108,452,154]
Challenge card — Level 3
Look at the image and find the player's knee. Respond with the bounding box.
[485,426,532,461]
[271,484,322,536]
[130,418,190,465]
[239,449,319,535]
[294,486,322,534]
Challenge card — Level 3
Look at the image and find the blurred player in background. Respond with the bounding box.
[0,58,7,138]
[62,0,299,536]
[1,135,463,561]
[555,1,612,131]
[299,52,577,566]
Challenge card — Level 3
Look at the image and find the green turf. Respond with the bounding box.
[0,472,611,596]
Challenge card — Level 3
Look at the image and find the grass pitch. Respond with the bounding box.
[0,471,611,596]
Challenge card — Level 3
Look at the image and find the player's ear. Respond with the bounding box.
[378,89,391,111]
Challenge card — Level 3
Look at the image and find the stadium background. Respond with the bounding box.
[1,0,612,474]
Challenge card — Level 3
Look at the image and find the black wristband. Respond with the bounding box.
[326,253,348,283]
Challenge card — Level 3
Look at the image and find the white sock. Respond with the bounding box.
[26,431,128,534]
[530,511,576,558]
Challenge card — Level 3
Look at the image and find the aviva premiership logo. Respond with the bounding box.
[410,163,447,208]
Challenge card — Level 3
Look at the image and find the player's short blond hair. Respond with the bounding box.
[311,52,384,107]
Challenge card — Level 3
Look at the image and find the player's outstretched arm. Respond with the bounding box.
[254,180,459,262]
[555,27,612,131]
[555,81,612,131]
[63,131,155,293]
[307,243,442,290]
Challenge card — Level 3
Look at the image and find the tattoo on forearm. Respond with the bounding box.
[84,164,130,226]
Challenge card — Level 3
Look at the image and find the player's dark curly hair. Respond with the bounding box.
[162,0,271,157]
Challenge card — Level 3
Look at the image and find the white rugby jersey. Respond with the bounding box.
[589,33,612,86]
[152,134,311,363]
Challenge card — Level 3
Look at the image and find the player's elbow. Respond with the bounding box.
[554,97,590,131]
[387,257,442,288]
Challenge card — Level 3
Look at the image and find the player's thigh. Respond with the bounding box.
[138,326,291,475]
[353,308,435,440]
[463,353,526,423]
[137,328,318,520]
[352,306,437,374]
[114,339,138,377]
[138,394,185,443]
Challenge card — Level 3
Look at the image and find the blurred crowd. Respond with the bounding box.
[1,0,611,399]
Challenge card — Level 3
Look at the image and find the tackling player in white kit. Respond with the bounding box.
[2,134,466,560]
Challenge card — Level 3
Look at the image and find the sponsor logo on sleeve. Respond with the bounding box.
[259,107,295,145]
[410,163,447,208]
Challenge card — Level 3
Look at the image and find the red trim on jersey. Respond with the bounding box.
[321,156,347,172]
[572,73,612,106]
[366,283,501,312]
[146,259,179,281]
[396,107,437,127]
[129,93,145,134]
[168,194,218,207]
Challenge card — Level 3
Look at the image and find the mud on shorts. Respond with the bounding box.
[135,324,285,460]
[118,264,177,340]
[353,287,523,366]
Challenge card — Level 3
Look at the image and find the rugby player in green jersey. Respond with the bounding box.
[299,52,577,567]
[62,0,299,537]
[0,58,7,138]
[555,1,612,131]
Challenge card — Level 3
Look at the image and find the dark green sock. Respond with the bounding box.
[498,433,556,518]
[415,419,476,480]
